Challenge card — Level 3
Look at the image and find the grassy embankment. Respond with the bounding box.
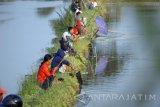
[19,0,108,107]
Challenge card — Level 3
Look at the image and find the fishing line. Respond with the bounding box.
[95,34,143,42]
[87,55,156,73]
[92,56,157,73]
[94,54,156,62]
[108,29,128,34]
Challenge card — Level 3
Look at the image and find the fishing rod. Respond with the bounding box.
[74,53,86,65]
[95,35,143,43]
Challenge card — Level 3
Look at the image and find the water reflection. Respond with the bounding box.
[0,18,13,24]
[0,0,15,2]
[135,5,160,70]
[94,39,127,76]
[76,2,160,107]
[37,7,55,17]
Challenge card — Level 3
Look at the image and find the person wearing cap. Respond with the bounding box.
[37,54,58,90]
[0,88,7,107]
[60,28,72,52]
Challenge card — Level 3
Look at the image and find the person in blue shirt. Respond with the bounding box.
[0,88,7,107]
[51,49,74,73]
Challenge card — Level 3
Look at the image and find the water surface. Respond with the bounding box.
[0,0,70,94]
[76,2,160,107]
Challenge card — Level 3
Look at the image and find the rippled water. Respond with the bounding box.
[0,0,70,94]
[75,2,160,107]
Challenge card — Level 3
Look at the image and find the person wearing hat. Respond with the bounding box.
[0,88,7,107]
[60,27,78,52]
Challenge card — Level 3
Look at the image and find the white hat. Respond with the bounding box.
[62,32,72,41]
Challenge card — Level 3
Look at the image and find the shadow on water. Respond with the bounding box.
[37,7,55,17]
[0,18,14,24]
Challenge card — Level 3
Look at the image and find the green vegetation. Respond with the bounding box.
[19,73,79,107]
[19,0,108,107]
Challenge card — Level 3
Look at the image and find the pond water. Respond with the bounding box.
[75,2,160,107]
[0,0,70,94]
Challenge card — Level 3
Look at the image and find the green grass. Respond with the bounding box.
[20,0,108,107]
[19,73,79,107]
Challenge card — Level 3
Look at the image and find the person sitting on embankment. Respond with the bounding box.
[89,0,97,10]
[37,54,58,90]
[71,1,81,13]
[51,49,74,74]
[75,12,86,35]
[72,26,80,38]
[59,27,78,55]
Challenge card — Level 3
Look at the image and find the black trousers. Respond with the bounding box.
[40,76,55,90]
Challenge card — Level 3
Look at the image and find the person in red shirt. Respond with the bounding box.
[70,27,79,41]
[75,12,86,35]
[73,27,79,36]
[37,54,58,90]
[75,12,82,27]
